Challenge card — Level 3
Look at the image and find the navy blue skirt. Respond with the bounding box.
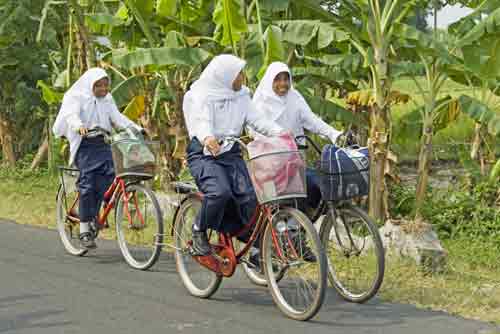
[186,138,257,234]
[75,136,115,222]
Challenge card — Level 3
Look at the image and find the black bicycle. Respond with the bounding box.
[243,134,385,303]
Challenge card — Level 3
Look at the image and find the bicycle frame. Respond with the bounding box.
[176,192,289,278]
[62,175,137,228]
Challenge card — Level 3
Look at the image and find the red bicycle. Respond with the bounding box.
[56,127,164,270]
[171,136,328,321]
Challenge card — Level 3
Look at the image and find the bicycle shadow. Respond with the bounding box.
[0,294,73,333]
[0,294,47,310]
[197,282,494,332]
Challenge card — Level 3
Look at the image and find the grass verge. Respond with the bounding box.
[380,247,500,324]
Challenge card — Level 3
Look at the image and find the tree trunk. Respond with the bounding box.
[68,0,96,70]
[470,123,490,176]
[30,136,49,170]
[170,82,188,174]
[368,105,389,222]
[159,118,173,191]
[368,45,391,223]
[470,123,482,161]
[0,114,16,167]
[415,112,434,220]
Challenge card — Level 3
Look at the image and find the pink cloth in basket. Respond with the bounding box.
[247,134,305,197]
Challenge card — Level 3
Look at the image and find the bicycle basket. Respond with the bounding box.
[59,167,79,194]
[317,144,370,201]
[111,139,159,180]
[247,135,307,204]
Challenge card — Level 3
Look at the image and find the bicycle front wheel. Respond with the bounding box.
[262,207,327,321]
[115,183,163,270]
[319,203,385,303]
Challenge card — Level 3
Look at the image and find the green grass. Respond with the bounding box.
[380,245,500,324]
[0,169,58,228]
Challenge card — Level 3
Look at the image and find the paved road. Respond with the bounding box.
[0,220,497,334]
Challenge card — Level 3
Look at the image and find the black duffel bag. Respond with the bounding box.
[317,144,370,201]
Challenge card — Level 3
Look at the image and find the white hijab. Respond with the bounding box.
[184,54,258,155]
[253,62,300,121]
[53,68,115,166]
[53,68,110,138]
[188,54,249,104]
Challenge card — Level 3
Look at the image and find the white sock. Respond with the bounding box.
[287,218,299,231]
[250,247,260,257]
[80,222,90,234]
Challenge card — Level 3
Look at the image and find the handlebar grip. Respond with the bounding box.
[295,135,322,154]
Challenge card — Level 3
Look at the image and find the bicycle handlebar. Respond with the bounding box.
[295,130,358,155]
[84,126,148,142]
[84,126,111,139]
[216,137,248,155]
[294,135,322,154]
[215,132,358,159]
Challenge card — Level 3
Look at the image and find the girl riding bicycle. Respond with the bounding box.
[53,68,143,249]
[182,54,284,258]
[252,62,343,215]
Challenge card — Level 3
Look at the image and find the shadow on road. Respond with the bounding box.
[0,294,73,333]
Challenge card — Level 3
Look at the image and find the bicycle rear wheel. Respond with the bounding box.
[319,203,385,303]
[56,187,87,256]
[115,183,163,270]
[262,207,327,321]
[174,196,222,298]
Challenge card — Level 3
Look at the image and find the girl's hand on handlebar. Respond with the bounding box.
[79,127,88,136]
[329,130,343,145]
[335,130,356,146]
[204,136,220,156]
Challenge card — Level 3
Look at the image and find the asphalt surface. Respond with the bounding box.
[0,220,497,334]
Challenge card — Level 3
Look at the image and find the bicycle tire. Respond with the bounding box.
[319,203,384,303]
[115,183,163,270]
[56,187,88,257]
[262,207,327,321]
[173,196,222,298]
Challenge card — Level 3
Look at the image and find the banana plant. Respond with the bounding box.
[311,0,422,222]
[452,5,500,170]
[396,5,500,218]
[101,0,215,186]
[394,22,459,220]
[0,0,57,167]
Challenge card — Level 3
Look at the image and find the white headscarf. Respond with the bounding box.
[184,54,282,155]
[53,68,110,138]
[53,68,114,166]
[252,62,342,143]
[189,54,248,104]
[252,62,296,121]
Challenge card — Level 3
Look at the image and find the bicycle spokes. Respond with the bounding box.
[174,197,222,298]
[322,206,385,302]
[115,184,163,270]
[263,208,327,321]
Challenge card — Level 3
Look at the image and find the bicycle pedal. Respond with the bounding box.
[241,258,258,270]
[189,246,212,257]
